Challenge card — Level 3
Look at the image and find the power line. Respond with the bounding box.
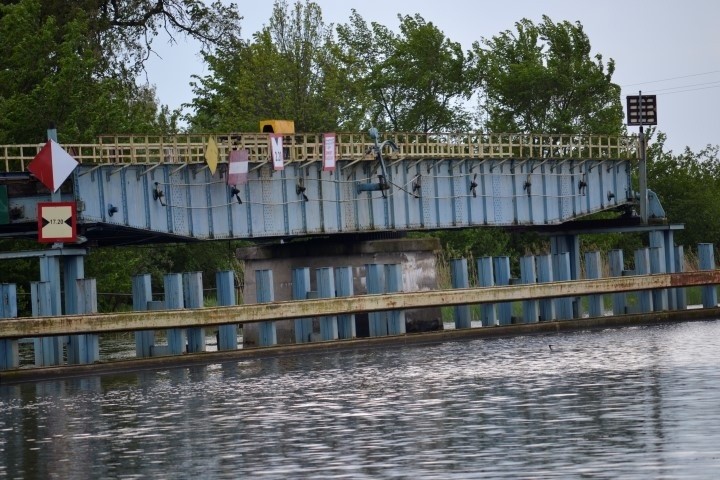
[642,80,720,94]
[622,70,720,87]
[646,84,720,96]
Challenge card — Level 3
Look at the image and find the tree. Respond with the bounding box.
[188,0,343,132]
[335,11,475,132]
[473,16,623,135]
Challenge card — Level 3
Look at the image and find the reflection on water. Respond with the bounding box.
[3,321,720,479]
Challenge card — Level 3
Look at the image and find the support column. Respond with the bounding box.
[39,256,62,316]
[519,256,538,324]
[536,254,555,322]
[366,264,387,336]
[609,249,626,315]
[450,259,471,329]
[68,278,99,364]
[551,233,581,317]
[553,252,573,320]
[584,251,603,318]
[132,274,155,358]
[650,247,668,311]
[164,273,186,355]
[0,284,19,370]
[385,264,406,335]
[493,256,512,325]
[183,272,206,353]
[675,246,687,310]
[292,268,313,343]
[255,270,277,346]
[216,270,238,350]
[477,257,497,326]
[698,243,717,308]
[635,248,653,313]
[32,281,62,366]
[317,267,339,341]
[334,267,356,339]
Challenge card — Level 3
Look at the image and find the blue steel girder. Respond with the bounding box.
[63,157,632,241]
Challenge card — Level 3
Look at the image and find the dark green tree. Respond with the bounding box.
[473,16,623,135]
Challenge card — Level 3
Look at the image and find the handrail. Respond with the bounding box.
[1,132,638,173]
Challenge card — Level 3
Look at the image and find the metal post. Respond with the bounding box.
[366,264,387,336]
[634,248,653,313]
[384,264,406,335]
[584,251,604,318]
[650,247,668,311]
[292,268,313,343]
[334,267,356,339]
[164,273,186,354]
[216,270,238,350]
[698,243,717,308]
[638,90,648,224]
[553,253,573,320]
[69,278,99,364]
[609,249,626,315]
[519,256,538,323]
[0,283,19,370]
[32,281,62,366]
[493,256,512,325]
[255,270,277,346]
[536,254,555,322]
[316,267,339,341]
[183,272,206,353]
[477,257,497,326]
[132,274,155,357]
[450,258,471,329]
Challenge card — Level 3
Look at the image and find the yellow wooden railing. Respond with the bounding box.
[1,132,638,172]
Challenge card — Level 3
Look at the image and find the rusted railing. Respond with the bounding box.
[1,132,638,172]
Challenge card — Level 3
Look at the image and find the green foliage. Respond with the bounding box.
[335,11,475,132]
[473,16,623,135]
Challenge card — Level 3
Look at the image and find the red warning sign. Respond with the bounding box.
[37,202,77,243]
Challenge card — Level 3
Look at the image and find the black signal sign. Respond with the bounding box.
[627,95,657,126]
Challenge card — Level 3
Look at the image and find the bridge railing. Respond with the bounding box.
[1,132,638,172]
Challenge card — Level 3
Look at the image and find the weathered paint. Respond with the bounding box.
[2,271,720,340]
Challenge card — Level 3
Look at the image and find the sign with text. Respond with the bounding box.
[37,202,77,243]
[269,134,284,170]
[323,133,336,171]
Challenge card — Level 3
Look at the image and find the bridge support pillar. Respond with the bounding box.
[164,273,186,355]
[0,283,19,370]
[366,264,388,337]
[674,246,687,310]
[477,257,497,326]
[698,243,717,308]
[292,268,313,343]
[536,254,555,322]
[385,264,406,335]
[32,281,62,366]
[584,251,604,318]
[553,253,573,320]
[650,247,668,311]
[68,279,100,364]
[316,268,339,341]
[216,270,238,350]
[450,259,471,329]
[650,231,672,309]
[255,270,277,346]
[237,238,440,346]
[493,257,512,325]
[519,256,538,324]
[635,248,653,313]
[551,234,581,318]
[133,274,155,358]
[609,250,626,315]
[183,272,206,353]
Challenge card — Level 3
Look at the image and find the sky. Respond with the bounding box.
[146,0,720,155]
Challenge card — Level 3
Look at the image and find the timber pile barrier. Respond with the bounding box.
[1,132,637,172]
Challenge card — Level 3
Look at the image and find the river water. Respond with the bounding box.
[2,319,720,479]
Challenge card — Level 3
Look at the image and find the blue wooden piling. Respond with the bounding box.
[68,278,100,364]
[39,256,62,316]
[450,259,472,328]
[553,253,573,320]
[477,257,497,326]
[366,264,388,336]
[255,269,277,346]
[32,281,62,366]
[385,264,406,335]
[634,248,653,313]
[317,267,339,340]
[216,270,238,350]
[493,256,512,325]
[183,272,206,353]
[0,283,19,370]
[164,273,186,354]
[675,246,687,310]
[650,247,668,311]
[536,254,554,322]
[132,274,155,357]
[609,249,626,315]
[292,268,313,343]
[698,243,717,308]
[519,256,538,324]
[334,266,356,339]
[584,251,603,318]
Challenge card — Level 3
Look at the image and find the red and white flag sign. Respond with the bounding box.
[228,149,249,185]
